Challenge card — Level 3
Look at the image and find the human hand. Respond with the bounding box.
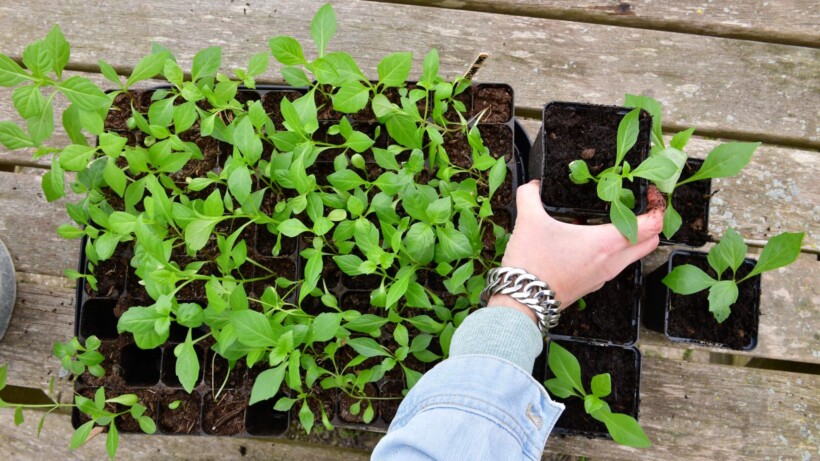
[488,180,663,317]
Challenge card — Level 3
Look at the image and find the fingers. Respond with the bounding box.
[613,233,660,269]
[635,209,664,243]
[515,180,549,220]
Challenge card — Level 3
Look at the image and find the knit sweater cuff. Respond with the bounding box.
[448,306,544,373]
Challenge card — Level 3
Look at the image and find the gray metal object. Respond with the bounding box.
[0,238,16,341]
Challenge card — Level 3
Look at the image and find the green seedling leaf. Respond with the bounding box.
[707,227,747,278]
[595,409,651,448]
[106,394,138,406]
[421,48,439,88]
[584,395,605,414]
[662,204,683,240]
[488,158,507,197]
[59,76,109,112]
[680,142,760,185]
[377,52,413,88]
[347,338,390,358]
[708,280,739,323]
[597,173,622,202]
[138,416,156,434]
[624,94,663,149]
[609,199,637,244]
[191,46,222,81]
[309,313,342,343]
[0,364,6,390]
[230,310,276,348]
[744,232,804,280]
[14,406,24,426]
[281,66,311,86]
[615,108,640,167]
[547,342,584,395]
[0,121,34,149]
[568,160,593,184]
[44,25,70,78]
[269,37,307,65]
[332,81,369,113]
[544,378,576,399]
[69,420,95,450]
[310,3,336,57]
[0,55,29,86]
[631,152,678,183]
[22,40,53,77]
[12,85,46,119]
[174,338,200,393]
[250,363,287,405]
[435,227,473,262]
[590,373,611,398]
[127,51,170,87]
[670,127,695,150]
[663,264,716,295]
[106,422,118,460]
[299,401,315,434]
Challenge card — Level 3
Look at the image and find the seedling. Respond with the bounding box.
[544,342,650,448]
[624,94,760,239]
[662,228,804,322]
[567,108,679,243]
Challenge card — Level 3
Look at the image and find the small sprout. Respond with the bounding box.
[168,400,181,410]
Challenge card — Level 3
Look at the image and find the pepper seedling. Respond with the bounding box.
[544,342,650,448]
[662,228,804,322]
[567,108,679,243]
[624,94,760,240]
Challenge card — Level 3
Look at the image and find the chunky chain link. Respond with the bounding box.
[480,267,561,337]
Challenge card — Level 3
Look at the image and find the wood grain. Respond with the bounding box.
[1,355,817,460]
[0,172,80,278]
[0,0,816,145]
[368,0,820,47]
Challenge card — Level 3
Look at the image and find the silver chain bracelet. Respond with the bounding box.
[479,267,562,338]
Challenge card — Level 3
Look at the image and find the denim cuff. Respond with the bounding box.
[449,306,544,373]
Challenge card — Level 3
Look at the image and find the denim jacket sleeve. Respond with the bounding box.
[371,307,564,461]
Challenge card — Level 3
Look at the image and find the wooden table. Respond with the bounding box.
[0,1,818,459]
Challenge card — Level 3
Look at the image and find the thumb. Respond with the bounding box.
[515,180,549,219]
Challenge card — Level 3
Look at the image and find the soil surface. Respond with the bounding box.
[116,388,159,433]
[339,383,379,424]
[664,160,711,246]
[472,85,513,123]
[202,389,247,435]
[379,380,404,424]
[541,104,650,215]
[665,253,758,349]
[549,262,641,345]
[545,340,640,435]
[158,390,202,434]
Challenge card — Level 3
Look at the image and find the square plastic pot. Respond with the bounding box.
[644,249,761,351]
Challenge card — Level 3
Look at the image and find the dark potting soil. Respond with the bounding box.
[481,208,511,259]
[379,380,404,424]
[549,262,641,345]
[76,339,122,387]
[472,85,513,124]
[299,386,338,423]
[85,250,131,299]
[202,389,247,435]
[666,253,758,349]
[168,131,222,182]
[666,161,711,246]
[339,383,379,424]
[545,340,639,435]
[262,89,304,127]
[443,124,513,169]
[105,91,150,131]
[116,388,159,433]
[541,104,650,213]
[158,390,202,434]
[205,351,248,390]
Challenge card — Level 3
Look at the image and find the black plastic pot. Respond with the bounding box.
[644,249,761,351]
[548,261,643,346]
[529,102,652,220]
[72,84,530,435]
[660,158,712,247]
[541,339,642,439]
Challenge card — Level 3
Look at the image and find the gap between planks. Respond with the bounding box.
[365,0,820,49]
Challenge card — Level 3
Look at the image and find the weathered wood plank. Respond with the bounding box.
[518,119,820,251]
[2,356,817,460]
[639,248,820,365]
[0,172,79,278]
[369,0,820,47]
[0,0,817,145]
[0,408,372,461]
[0,282,75,391]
